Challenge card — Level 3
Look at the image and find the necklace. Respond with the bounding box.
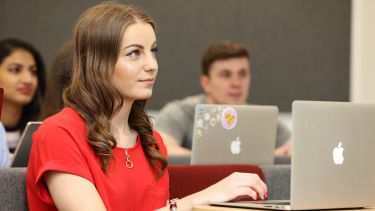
[124,147,134,169]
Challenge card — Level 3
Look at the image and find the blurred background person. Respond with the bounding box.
[155,40,291,156]
[0,38,46,152]
[40,40,73,120]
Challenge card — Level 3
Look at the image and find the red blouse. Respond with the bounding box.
[26,108,169,211]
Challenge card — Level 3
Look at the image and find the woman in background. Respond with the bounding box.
[26,2,267,211]
[40,40,73,120]
[0,38,46,152]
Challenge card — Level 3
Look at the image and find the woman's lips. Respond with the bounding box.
[18,87,33,95]
[139,78,155,85]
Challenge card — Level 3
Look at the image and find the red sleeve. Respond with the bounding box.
[28,122,94,205]
[152,130,170,201]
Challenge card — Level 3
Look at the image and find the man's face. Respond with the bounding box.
[201,57,251,105]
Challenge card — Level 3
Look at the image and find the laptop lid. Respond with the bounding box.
[191,104,278,165]
[290,101,375,210]
[11,121,42,167]
[212,101,375,210]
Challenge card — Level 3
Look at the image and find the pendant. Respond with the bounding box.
[125,148,134,169]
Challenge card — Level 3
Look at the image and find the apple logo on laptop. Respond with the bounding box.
[230,136,241,154]
[333,142,344,165]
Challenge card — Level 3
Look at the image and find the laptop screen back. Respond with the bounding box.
[291,101,375,209]
[191,104,278,165]
[211,101,375,210]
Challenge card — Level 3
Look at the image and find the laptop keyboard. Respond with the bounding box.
[250,201,291,205]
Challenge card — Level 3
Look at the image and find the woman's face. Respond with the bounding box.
[0,49,38,107]
[112,22,158,102]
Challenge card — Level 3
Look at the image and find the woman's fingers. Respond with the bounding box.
[200,172,269,205]
[233,186,258,200]
[230,173,268,200]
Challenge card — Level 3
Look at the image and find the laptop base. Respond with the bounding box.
[212,200,365,210]
[212,200,292,210]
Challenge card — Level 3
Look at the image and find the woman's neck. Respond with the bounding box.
[1,101,22,128]
[111,101,137,148]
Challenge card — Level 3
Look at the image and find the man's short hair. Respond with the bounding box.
[201,40,250,76]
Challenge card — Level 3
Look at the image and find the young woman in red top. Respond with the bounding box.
[26,2,268,211]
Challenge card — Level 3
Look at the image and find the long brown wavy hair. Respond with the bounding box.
[63,2,167,175]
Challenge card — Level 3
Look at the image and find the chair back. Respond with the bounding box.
[0,167,28,211]
[169,164,264,199]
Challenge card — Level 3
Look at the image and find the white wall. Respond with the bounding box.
[350,0,375,102]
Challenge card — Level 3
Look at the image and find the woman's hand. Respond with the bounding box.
[157,172,268,211]
[193,172,268,205]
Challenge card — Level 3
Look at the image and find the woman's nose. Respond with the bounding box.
[20,70,34,84]
[144,53,158,72]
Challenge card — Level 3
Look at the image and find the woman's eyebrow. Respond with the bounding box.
[122,44,144,51]
[7,63,22,67]
[122,41,157,50]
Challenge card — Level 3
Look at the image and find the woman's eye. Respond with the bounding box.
[151,47,159,56]
[127,49,141,58]
[30,67,38,76]
[8,66,21,74]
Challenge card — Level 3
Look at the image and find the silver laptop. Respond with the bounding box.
[191,104,278,165]
[212,101,375,210]
[11,121,42,167]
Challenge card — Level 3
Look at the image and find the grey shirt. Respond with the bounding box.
[155,94,291,149]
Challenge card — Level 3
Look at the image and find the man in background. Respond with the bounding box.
[155,40,291,156]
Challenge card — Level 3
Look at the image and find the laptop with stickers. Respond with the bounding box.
[191,104,278,165]
[212,101,375,210]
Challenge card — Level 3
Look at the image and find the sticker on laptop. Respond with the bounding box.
[221,107,237,130]
[196,128,203,137]
[209,116,217,127]
[195,105,226,138]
